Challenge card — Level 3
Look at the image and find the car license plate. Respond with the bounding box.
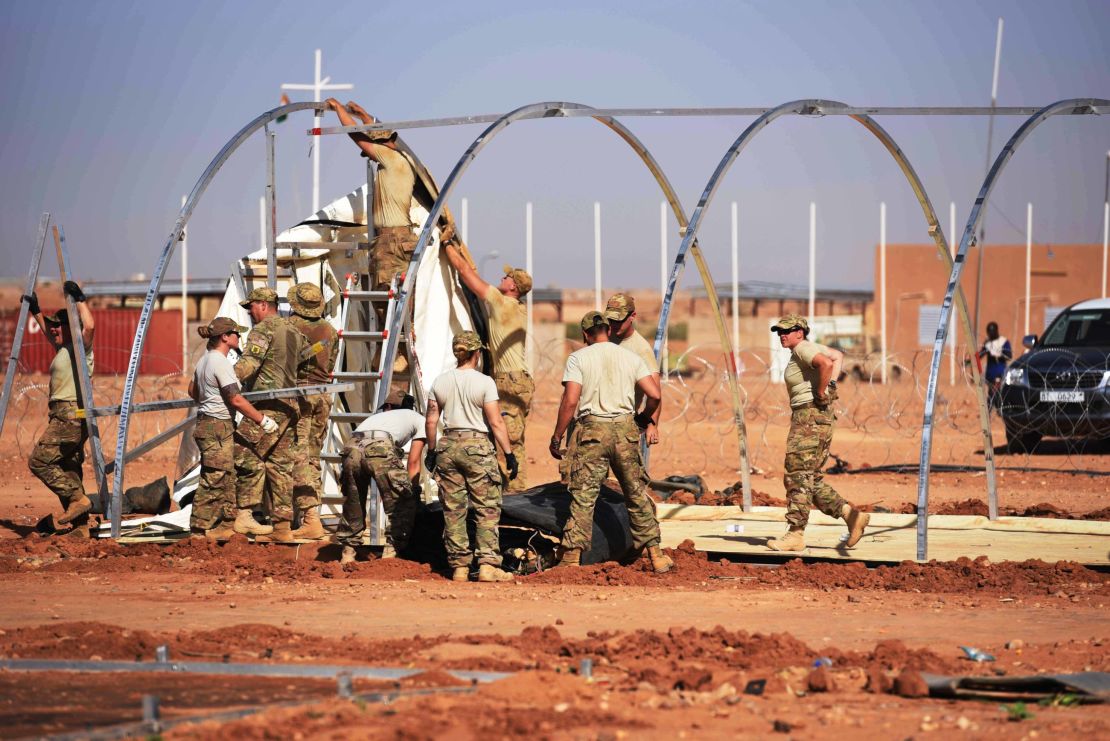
[1039,390,1084,403]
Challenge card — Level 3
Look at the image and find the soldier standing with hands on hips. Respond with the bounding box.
[769,314,869,552]
[424,331,518,582]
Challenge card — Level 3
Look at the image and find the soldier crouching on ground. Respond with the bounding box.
[189,317,278,540]
[768,314,869,552]
[26,282,95,531]
[550,311,673,574]
[232,287,308,541]
[425,331,518,583]
[335,392,426,564]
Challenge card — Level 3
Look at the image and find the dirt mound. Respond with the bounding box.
[896,498,1110,520]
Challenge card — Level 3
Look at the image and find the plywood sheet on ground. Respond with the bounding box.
[656,505,1110,565]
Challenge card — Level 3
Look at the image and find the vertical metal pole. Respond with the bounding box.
[593,202,602,311]
[880,203,887,385]
[312,48,322,213]
[659,201,668,377]
[1102,151,1109,298]
[180,195,188,373]
[974,17,1005,340]
[730,201,740,374]
[53,226,110,527]
[265,126,277,291]
[1025,203,1032,337]
[0,214,51,437]
[949,203,957,385]
[525,202,534,371]
[808,202,816,324]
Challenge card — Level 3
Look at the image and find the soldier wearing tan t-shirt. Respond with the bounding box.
[603,293,661,446]
[442,242,535,492]
[769,314,869,553]
[549,311,673,574]
[325,99,418,290]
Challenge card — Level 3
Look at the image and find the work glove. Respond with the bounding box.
[63,281,87,302]
[424,450,438,473]
[504,453,519,481]
[24,292,40,315]
[259,415,279,434]
[633,411,653,430]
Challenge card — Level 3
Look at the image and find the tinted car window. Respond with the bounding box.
[1040,309,1110,348]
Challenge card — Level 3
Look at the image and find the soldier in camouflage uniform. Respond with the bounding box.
[232,287,309,542]
[286,283,339,541]
[26,282,95,531]
[441,242,534,492]
[425,331,518,582]
[769,314,869,552]
[188,317,278,540]
[549,312,673,573]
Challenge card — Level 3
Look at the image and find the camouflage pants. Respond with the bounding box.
[234,401,298,523]
[494,371,534,492]
[370,226,417,291]
[563,416,661,552]
[293,394,331,512]
[783,404,847,529]
[337,438,416,549]
[190,415,235,529]
[28,401,87,506]
[434,435,503,568]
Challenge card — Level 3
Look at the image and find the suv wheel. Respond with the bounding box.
[1004,423,1042,452]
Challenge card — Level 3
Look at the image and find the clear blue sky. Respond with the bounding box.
[1,0,1107,291]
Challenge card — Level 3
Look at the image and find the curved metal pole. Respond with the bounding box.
[377,103,746,489]
[110,101,322,537]
[915,98,1107,559]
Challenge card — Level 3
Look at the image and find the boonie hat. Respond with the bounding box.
[771,313,810,333]
[603,293,636,321]
[580,310,609,333]
[204,317,249,336]
[502,265,533,297]
[452,330,486,351]
[239,287,279,308]
[289,283,324,318]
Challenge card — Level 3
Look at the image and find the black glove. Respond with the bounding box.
[24,292,40,315]
[633,411,653,429]
[504,453,519,481]
[63,280,86,302]
[424,450,437,472]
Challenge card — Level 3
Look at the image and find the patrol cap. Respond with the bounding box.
[452,330,486,352]
[580,310,609,333]
[42,309,68,326]
[239,286,279,308]
[502,265,533,297]
[603,293,636,321]
[771,313,810,333]
[289,282,324,318]
[201,316,248,337]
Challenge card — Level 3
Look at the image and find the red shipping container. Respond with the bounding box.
[0,308,184,375]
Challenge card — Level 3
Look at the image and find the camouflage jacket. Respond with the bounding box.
[288,315,339,387]
[235,315,308,392]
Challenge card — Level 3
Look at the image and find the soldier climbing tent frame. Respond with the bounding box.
[105,99,1106,560]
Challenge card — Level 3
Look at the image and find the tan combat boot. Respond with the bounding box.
[57,494,92,525]
[451,566,470,582]
[233,509,273,536]
[556,548,581,567]
[340,545,357,565]
[768,527,806,552]
[205,521,236,542]
[289,507,326,541]
[477,564,514,582]
[842,504,871,548]
[260,521,296,544]
[647,545,674,574]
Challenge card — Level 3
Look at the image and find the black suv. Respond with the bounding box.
[999,298,1110,451]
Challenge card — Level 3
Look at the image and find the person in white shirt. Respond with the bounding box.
[425,331,517,583]
[549,311,673,574]
[188,317,277,540]
[336,392,427,563]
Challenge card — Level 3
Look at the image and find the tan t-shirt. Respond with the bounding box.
[194,350,240,419]
[484,285,528,374]
[615,329,658,371]
[366,145,416,229]
[784,339,832,408]
[49,345,94,403]
[563,342,652,418]
[431,368,499,432]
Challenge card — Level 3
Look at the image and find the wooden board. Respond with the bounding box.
[656,505,1110,565]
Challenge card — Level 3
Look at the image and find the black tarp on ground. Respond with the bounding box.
[922,672,1110,702]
